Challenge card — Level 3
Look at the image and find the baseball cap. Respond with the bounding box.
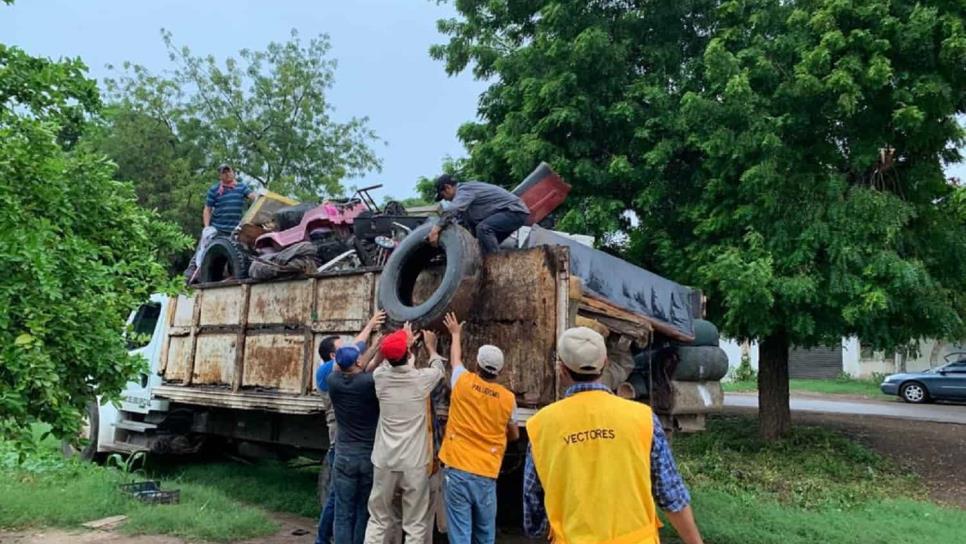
[477,345,505,374]
[557,327,607,374]
[335,346,361,369]
[218,163,232,173]
[433,174,456,201]
[380,330,409,362]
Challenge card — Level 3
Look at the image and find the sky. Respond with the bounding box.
[1,0,962,198]
[0,0,488,200]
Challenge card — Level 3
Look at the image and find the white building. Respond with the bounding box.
[720,337,966,380]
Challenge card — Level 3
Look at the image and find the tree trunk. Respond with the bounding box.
[758,330,791,440]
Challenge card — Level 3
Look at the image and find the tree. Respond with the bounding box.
[102,29,383,201]
[0,44,189,446]
[434,0,966,438]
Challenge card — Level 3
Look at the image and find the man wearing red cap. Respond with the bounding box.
[364,324,446,544]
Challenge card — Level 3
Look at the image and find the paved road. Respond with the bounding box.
[725,392,966,424]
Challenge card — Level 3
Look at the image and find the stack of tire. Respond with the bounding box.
[673,319,728,381]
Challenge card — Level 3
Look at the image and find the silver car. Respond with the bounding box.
[880,354,966,403]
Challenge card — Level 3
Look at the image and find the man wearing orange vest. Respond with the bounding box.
[437,312,519,544]
[524,327,704,544]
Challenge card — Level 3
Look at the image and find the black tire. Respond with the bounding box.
[377,222,481,329]
[673,346,729,381]
[688,319,720,346]
[900,381,930,404]
[273,202,315,230]
[198,236,251,283]
[62,401,98,461]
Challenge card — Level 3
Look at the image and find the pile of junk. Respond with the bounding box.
[188,162,569,284]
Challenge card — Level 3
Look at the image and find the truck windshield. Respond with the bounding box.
[128,302,162,349]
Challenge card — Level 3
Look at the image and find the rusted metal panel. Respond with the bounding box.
[172,294,195,327]
[232,284,252,392]
[303,278,319,394]
[164,335,193,383]
[199,285,243,326]
[243,333,306,392]
[249,280,312,325]
[315,273,375,331]
[192,334,237,385]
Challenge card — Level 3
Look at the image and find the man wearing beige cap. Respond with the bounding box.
[438,312,518,543]
[524,327,704,544]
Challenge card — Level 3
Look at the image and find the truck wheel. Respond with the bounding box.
[62,401,99,462]
[198,237,251,283]
[378,222,481,329]
[673,346,729,381]
[273,202,315,230]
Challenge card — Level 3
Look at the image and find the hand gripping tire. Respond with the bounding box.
[377,222,481,329]
[198,236,251,283]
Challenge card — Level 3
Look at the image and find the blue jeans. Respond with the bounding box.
[472,210,528,255]
[443,467,497,544]
[333,449,373,544]
[315,447,336,544]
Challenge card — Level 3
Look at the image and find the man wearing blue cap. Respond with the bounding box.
[327,338,383,544]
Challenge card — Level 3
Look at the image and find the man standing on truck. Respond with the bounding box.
[523,327,705,544]
[427,174,530,255]
[364,326,445,544]
[315,310,386,544]
[437,312,518,543]
[185,163,258,280]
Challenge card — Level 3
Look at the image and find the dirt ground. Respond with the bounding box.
[790,411,966,508]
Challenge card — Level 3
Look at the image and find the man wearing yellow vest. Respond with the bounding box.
[437,312,519,544]
[524,327,704,544]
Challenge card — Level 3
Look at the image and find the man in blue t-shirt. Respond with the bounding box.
[185,163,258,281]
[314,309,385,544]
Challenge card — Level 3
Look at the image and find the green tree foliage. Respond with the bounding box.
[101,30,383,201]
[434,0,966,438]
[0,45,190,446]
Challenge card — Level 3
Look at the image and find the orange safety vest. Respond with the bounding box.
[439,371,515,478]
[526,390,658,544]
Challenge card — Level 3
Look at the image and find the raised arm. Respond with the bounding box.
[443,312,464,372]
[355,310,386,345]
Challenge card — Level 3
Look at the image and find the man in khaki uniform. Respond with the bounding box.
[364,326,445,544]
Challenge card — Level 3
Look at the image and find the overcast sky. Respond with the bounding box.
[0,0,488,200]
[2,0,962,198]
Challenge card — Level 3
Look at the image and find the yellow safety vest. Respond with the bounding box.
[526,390,658,544]
[440,371,515,478]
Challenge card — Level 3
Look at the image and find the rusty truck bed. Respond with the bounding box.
[156,246,589,414]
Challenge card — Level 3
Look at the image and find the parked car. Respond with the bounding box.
[880,354,966,403]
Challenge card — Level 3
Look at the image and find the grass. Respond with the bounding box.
[0,435,279,542]
[661,416,966,543]
[723,376,884,398]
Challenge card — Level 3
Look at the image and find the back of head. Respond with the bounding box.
[557,327,607,381]
[476,344,505,378]
[319,335,340,362]
[335,345,361,370]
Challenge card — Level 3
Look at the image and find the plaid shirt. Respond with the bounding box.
[522,382,691,538]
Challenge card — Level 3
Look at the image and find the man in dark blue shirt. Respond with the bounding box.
[327,344,381,544]
[314,310,385,544]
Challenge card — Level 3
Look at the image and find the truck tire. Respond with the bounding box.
[273,203,315,230]
[686,319,720,346]
[378,222,481,329]
[198,237,251,283]
[62,401,99,462]
[673,346,729,381]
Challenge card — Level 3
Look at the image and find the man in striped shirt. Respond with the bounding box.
[185,163,257,280]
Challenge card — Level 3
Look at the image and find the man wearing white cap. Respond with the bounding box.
[524,327,704,544]
[437,312,519,544]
